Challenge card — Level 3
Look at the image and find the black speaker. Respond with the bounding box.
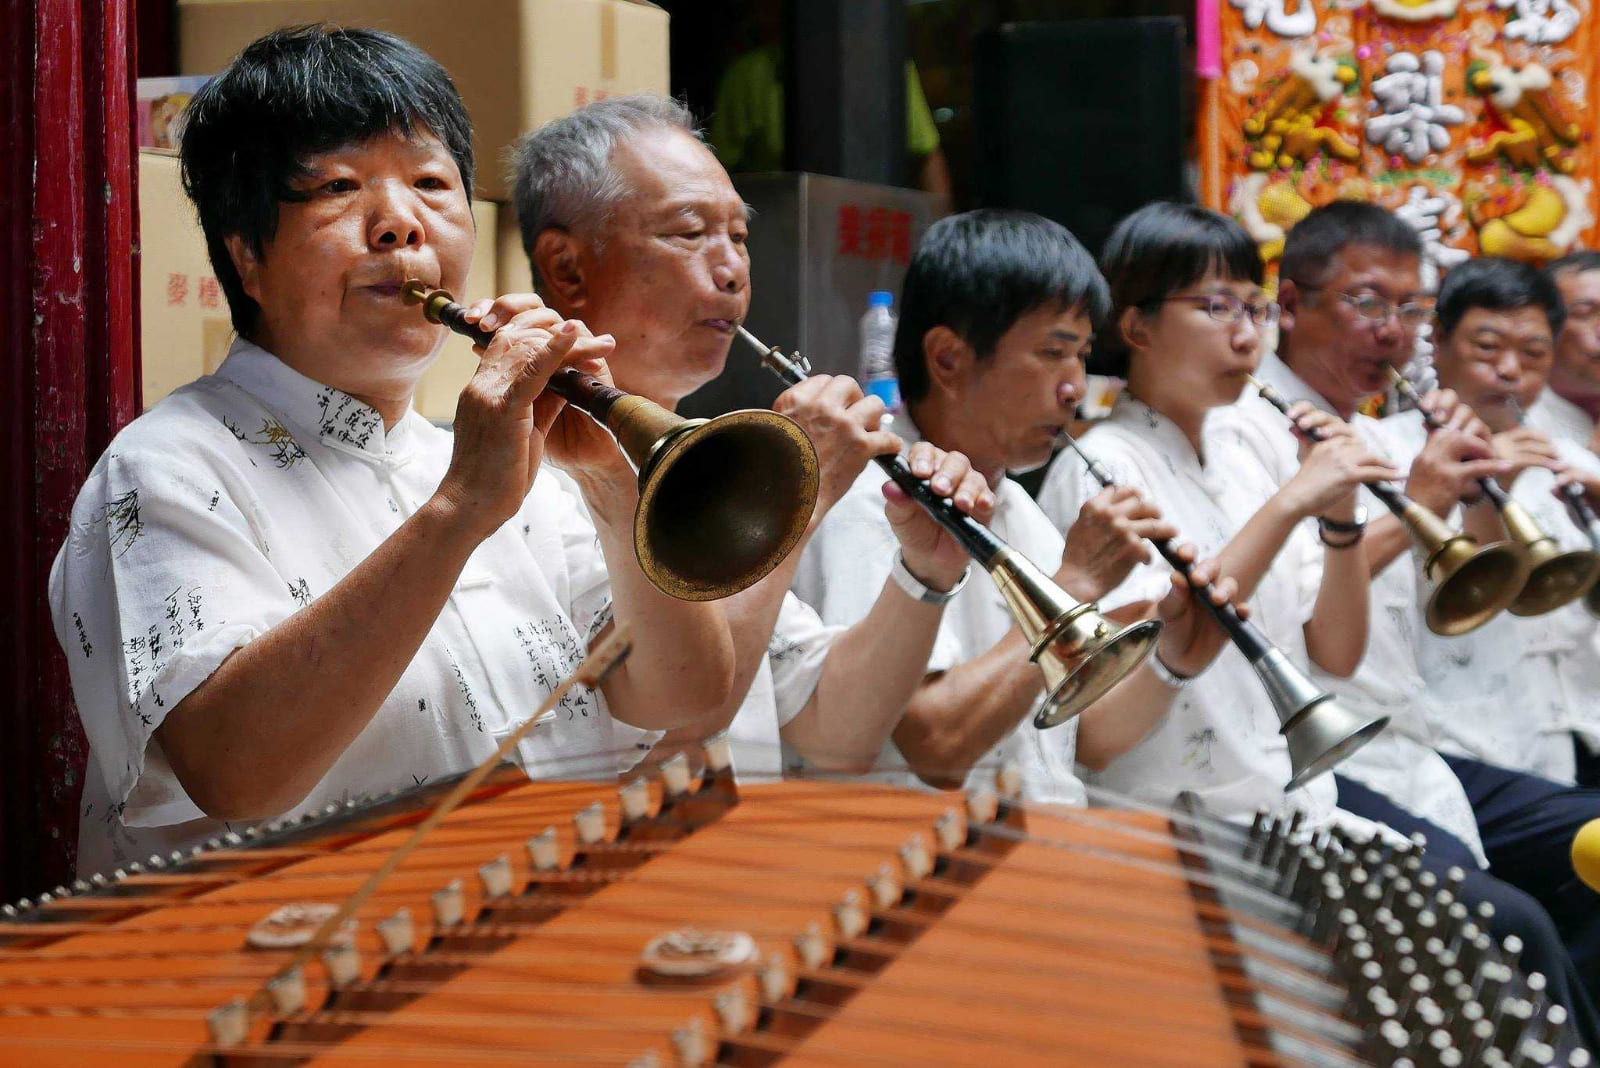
[975,17,1189,258]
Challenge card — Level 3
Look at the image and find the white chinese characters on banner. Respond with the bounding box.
[1495,0,1580,45]
[1395,185,1471,291]
[1367,51,1466,165]
[1229,0,1317,38]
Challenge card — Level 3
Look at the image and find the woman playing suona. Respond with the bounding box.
[47,26,989,879]
[1033,202,1398,829]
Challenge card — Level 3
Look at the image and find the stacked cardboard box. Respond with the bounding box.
[176,0,669,201]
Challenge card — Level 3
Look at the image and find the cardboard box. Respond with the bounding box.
[177,0,669,201]
[139,151,234,406]
[137,76,210,150]
[137,150,498,421]
[497,206,535,298]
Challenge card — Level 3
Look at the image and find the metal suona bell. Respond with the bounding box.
[1506,396,1600,622]
[1251,375,1527,637]
[1059,433,1388,791]
[1389,367,1600,618]
[403,281,820,601]
[736,326,1160,728]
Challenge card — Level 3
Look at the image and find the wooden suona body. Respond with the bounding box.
[0,753,1578,1066]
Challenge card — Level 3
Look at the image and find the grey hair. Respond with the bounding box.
[509,93,702,291]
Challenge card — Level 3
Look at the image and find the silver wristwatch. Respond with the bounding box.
[890,551,971,605]
[1146,650,1192,690]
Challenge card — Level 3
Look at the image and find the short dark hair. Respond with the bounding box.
[1280,200,1421,287]
[1547,251,1600,284]
[1096,202,1262,375]
[180,25,475,337]
[893,209,1109,405]
[1436,256,1565,338]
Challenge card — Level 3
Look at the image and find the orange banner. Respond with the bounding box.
[1201,0,1598,285]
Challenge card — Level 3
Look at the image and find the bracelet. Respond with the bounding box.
[1145,650,1192,690]
[1317,506,1367,549]
[889,551,971,606]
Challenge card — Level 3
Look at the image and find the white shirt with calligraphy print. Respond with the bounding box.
[51,339,618,879]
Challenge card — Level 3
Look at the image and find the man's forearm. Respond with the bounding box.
[1076,655,1178,771]
[159,495,484,820]
[892,629,1041,789]
[784,581,944,771]
[718,532,815,719]
[581,473,736,731]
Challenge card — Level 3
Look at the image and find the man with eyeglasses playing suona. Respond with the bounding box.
[1226,201,1600,1016]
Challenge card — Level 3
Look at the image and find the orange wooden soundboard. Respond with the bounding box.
[0,758,1445,1066]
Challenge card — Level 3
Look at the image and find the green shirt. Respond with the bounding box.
[710,45,941,171]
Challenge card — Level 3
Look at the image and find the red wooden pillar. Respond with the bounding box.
[0,0,141,901]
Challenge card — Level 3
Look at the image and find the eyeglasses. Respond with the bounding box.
[1566,300,1600,324]
[1295,284,1435,327]
[1156,294,1281,327]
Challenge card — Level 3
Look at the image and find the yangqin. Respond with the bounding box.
[1,746,1583,1065]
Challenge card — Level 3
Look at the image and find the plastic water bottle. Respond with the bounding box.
[859,291,900,411]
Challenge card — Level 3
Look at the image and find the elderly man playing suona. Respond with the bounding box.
[50,28,746,878]
[1532,252,1600,456]
[506,95,991,779]
[508,96,1200,788]
[1224,201,1600,1031]
[1428,257,1600,787]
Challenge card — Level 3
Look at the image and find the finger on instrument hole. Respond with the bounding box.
[1207,575,1238,607]
[866,429,904,463]
[476,292,547,332]
[568,333,616,365]
[969,487,998,524]
[1123,491,1162,520]
[1461,457,1513,482]
[507,322,580,407]
[929,450,972,499]
[846,392,887,430]
[1185,558,1215,588]
[1129,517,1179,545]
[823,373,865,407]
[906,440,939,480]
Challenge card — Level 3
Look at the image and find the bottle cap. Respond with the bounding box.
[869,291,894,308]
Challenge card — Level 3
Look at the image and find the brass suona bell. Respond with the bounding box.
[1057,434,1386,790]
[402,282,820,601]
[1388,367,1600,618]
[1250,376,1526,637]
[735,327,1160,728]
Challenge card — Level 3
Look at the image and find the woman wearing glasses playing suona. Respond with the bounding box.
[1033,201,1399,827]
